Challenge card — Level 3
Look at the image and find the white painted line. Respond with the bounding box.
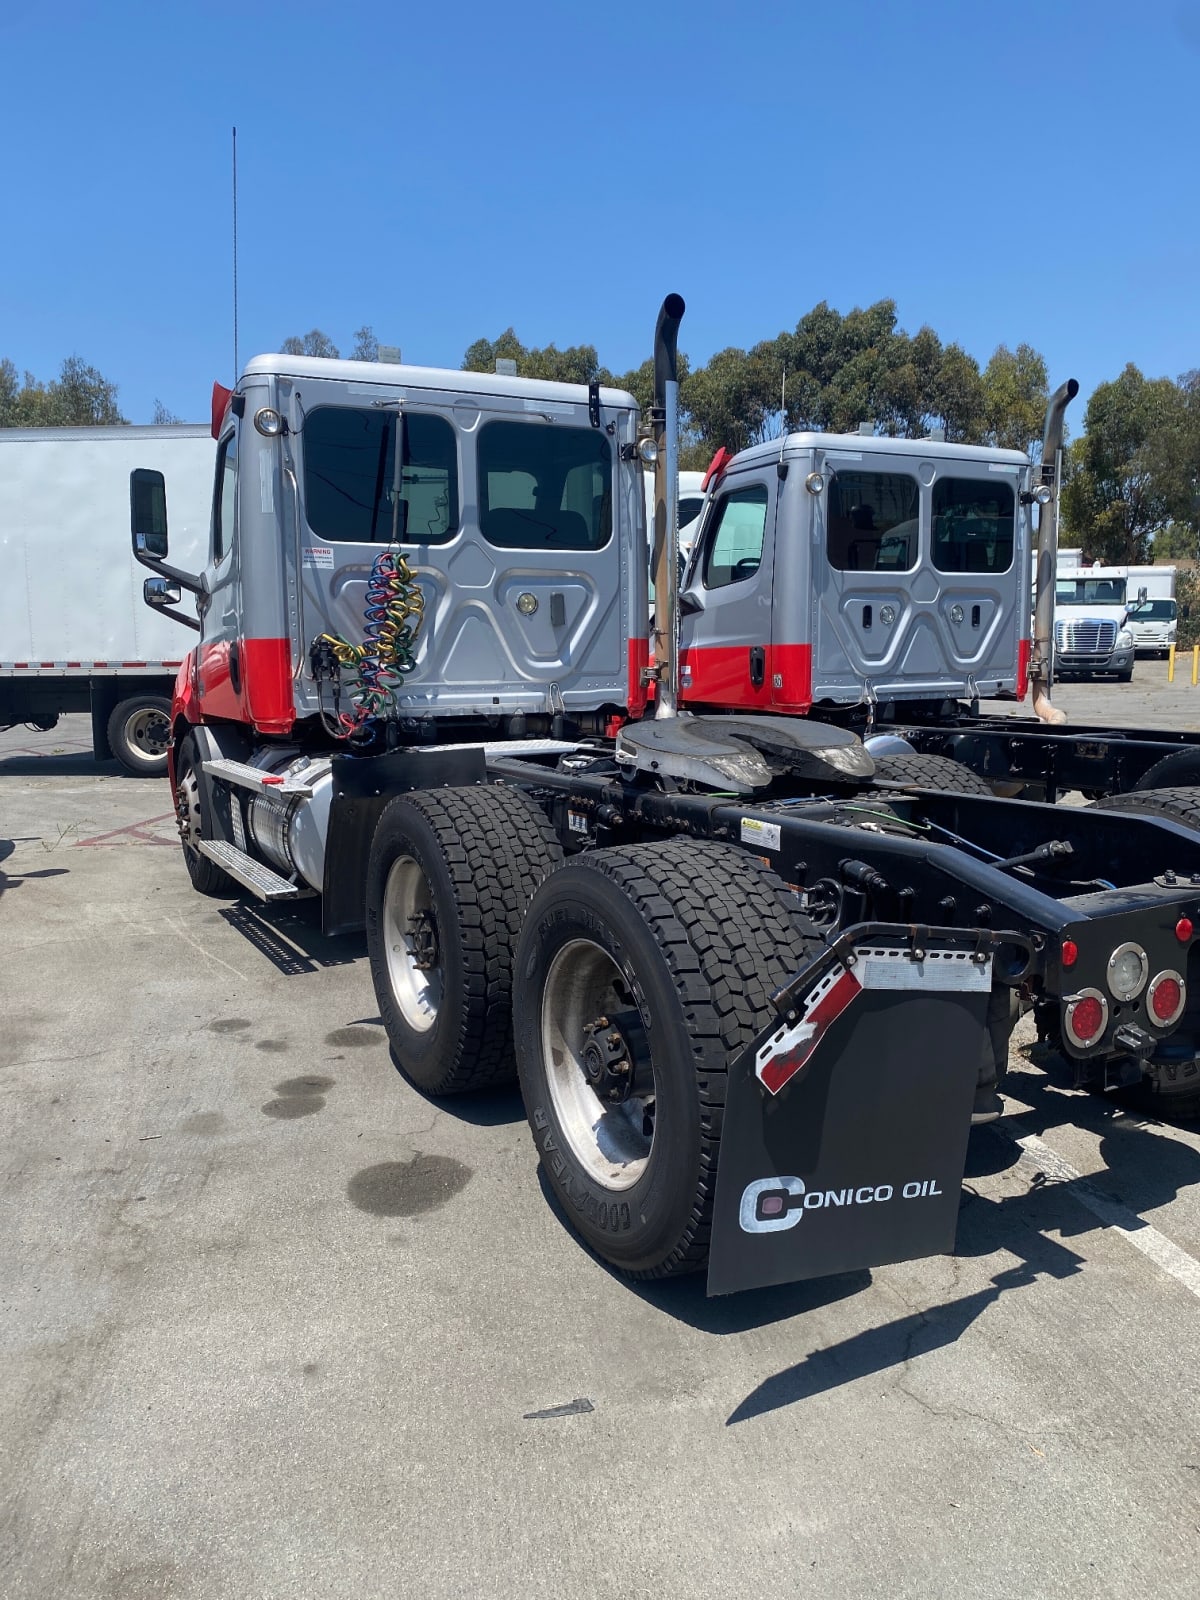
[998,1117,1200,1301]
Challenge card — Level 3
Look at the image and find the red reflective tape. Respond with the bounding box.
[67,661,82,668]
[40,662,55,668]
[121,661,147,668]
[758,966,861,1095]
[1016,637,1030,701]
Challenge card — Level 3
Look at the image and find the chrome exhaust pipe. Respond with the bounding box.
[1030,377,1079,725]
[651,294,685,720]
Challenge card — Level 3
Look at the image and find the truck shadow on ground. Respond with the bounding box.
[0,749,123,778]
[0,838,70,899]
[722,1098,1200,1423]
[218,898,364,976]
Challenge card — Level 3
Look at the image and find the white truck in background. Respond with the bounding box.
[0,424,213,775]
[1052,558,1177,676]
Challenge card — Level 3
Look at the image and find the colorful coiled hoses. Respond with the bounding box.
[318,550,424,728]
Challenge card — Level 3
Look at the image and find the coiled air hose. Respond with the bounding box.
[314,549,424,735]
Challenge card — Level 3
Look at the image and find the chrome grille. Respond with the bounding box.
[1055,619,1117,654]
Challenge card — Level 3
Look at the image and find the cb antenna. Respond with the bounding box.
[232,125,239,380]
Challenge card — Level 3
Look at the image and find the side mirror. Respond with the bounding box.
[131,468,169,559]
[679,587,705,617]
[144,576,182,609]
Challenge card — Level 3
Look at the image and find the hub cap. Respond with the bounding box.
[121,706,171,768]
[541,939,655,1191]
[382,856,442,1033]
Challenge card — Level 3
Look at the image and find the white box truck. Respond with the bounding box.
[0,423,213,775]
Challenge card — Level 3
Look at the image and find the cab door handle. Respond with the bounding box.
[749,646,765,690]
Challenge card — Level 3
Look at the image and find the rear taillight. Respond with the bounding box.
[1147,971,1186,1027]
[1175,917,1193,944]
[1064,989,1108,1049]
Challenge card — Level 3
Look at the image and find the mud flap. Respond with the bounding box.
[707,924,1002,1296]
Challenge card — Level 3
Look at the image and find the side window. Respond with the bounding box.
[932,478,1014,573]
[702,485,769,589]
[213,429,238,562]
[826,471,918,572]
[302,407,459,543]
[477,421,611,549]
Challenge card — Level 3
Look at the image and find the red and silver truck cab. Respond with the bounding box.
[677,433,1034,717]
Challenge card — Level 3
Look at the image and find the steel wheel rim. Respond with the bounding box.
[382,855,442,1034]
[122,707,170,766]
[177,760,203,858]
[541,938,655,1191]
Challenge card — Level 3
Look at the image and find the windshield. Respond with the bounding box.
[1129,599,1177,620]
[1055,577,1128,607]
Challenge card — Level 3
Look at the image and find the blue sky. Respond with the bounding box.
[3,0,1197,427]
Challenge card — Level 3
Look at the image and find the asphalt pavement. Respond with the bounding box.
[3,667,1199,1600]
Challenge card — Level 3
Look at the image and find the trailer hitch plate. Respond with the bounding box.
[707,925,994,1296]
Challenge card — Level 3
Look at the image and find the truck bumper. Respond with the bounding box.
[1055,647,1134,677]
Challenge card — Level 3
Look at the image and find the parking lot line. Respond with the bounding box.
[1000,1117,1200,1300]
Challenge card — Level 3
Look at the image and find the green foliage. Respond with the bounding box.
[1151,523,1198,561]
[981,344,1049,455]
[1174,569,1200,649]
[280,329,341,358]
[462,329,613,387]
[1061,365,1197,565]
[0,354,127,427]
[352,325,379,362]
[457,298,1038,468]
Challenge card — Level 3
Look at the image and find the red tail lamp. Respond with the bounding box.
[1064,989,1107,1049]
[1061,939,1078,968]
[1147,971,1186,1027]
[1175,917,1194,944]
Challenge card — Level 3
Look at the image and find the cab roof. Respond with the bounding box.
[240,354,638,411]
[731,432,1030,470]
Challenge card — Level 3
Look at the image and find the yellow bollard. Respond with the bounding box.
[1168,645,1176,682]
[1193,646,1198,687]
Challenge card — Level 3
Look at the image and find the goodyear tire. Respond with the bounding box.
[512,841,817,1278]
[108,695,172,778]
[175,734,237,897]
[366,786,563,1096]
[872,752,993,796]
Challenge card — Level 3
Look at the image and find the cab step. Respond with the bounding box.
[197,840,312,901]
[202,758,315,797]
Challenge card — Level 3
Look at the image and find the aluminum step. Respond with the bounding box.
[202,757,315,797]
[197,840,311,901]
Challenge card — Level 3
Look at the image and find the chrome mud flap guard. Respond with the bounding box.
[708,924,1015,1296]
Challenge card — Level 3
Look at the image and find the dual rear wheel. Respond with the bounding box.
[364,790,816,1277]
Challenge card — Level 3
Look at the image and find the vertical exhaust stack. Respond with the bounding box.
[1029,377,1079,725]
[651,294,686,720]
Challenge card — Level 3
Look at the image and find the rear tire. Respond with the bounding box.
[1132,749,1200,792]
[366,786,563,1096]
[108,696,172,778]
[513,841,817,1278]
[175,734,237,896]
[1089,786,1200,831]
[873,752,993,796]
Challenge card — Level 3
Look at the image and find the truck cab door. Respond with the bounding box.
[810,451,1023,705]
[678,469,777,710]
[194,422,251,721]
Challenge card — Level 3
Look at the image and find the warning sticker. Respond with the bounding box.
[302,546,334,570]
[740,817,781,852]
